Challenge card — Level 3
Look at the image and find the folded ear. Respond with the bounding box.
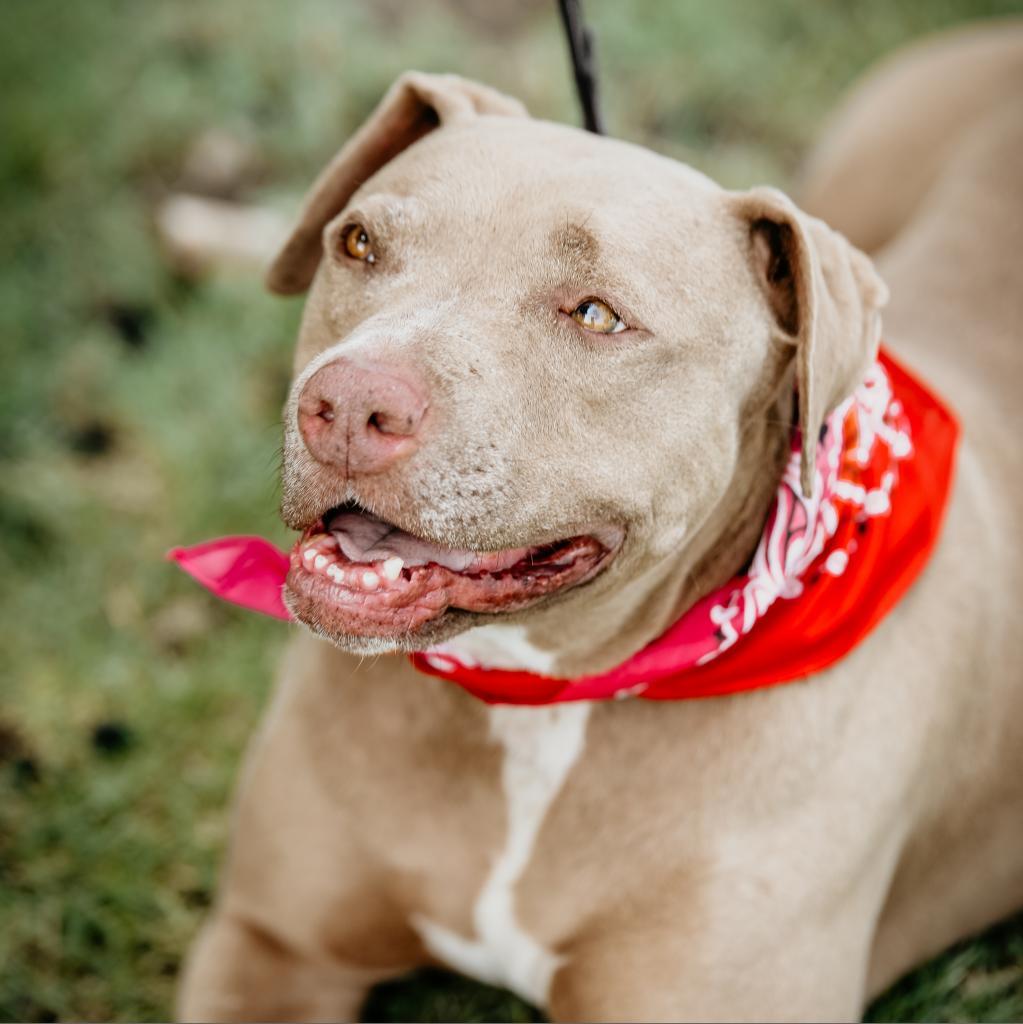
[266,71,527,295]
[732,186,889,495]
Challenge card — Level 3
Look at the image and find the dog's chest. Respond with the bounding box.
[411,702,590,1006]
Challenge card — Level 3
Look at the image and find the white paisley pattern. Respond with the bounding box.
[696,362,912,664]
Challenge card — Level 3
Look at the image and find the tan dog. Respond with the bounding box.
[178,22,1023,1023]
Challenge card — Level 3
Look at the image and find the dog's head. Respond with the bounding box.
[271,72,887,675]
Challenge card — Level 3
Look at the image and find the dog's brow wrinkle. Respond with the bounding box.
[552,222,601,266]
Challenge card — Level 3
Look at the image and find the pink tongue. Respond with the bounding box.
[327,511,528,573]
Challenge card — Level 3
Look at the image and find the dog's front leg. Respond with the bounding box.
[176,908,388,1023]
[176,664,425,1022]
[546,901,877,1023]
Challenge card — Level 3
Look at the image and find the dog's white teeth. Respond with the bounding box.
[314,554,328,571]
[382,557,404,581]
[302,548,317,563]
[362,571,380,590]
[327,565,343,583]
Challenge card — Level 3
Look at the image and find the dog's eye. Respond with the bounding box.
[342,224,376,264]
[570,298,626,334]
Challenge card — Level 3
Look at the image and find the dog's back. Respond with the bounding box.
[800,21,1023,251]
[802,20,1022,402]
[801,19,1023,570]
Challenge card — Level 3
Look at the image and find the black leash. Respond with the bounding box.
[557,0,605,134]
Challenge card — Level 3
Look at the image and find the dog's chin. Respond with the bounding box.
[281,501,623,651]
[281,597,477,656]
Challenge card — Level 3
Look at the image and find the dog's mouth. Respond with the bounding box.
[285,501,621,644]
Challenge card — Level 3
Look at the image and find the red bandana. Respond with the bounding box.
[169,348,959,706]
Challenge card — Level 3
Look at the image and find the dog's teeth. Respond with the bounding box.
[327,565,343,583]
[362,571,380,590]
[314,554,328,571]
[303,548,316,563]
[382,557,404,581]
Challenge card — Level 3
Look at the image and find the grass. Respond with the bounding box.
[1,1,1020,1020]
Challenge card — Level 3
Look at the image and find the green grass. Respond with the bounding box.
[1,1,1021,1020]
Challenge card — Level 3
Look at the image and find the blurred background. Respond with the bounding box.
[1,1,1021,1021]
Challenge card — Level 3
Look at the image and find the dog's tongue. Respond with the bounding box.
[327,510,528,574]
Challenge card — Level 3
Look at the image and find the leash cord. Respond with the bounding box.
[556,0,605,134]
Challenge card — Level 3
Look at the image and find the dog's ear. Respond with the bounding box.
[266,71,527,295]
[732,186,888,495]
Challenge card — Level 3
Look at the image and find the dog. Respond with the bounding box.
[177,20,1023,1022]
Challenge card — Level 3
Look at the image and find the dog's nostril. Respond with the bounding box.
[316,401,335,423]
[366,411,416,435]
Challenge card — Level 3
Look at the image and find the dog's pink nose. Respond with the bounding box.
[297,358,427,475]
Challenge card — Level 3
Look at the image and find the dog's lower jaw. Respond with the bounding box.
[283,514,627,668]
[282,588,476,654]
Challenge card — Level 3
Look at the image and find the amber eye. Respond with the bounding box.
[342,224,376,264]
[570,298,626,334]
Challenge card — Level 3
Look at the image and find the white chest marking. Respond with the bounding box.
[439,622,558,674]
[413,702,591,1006]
